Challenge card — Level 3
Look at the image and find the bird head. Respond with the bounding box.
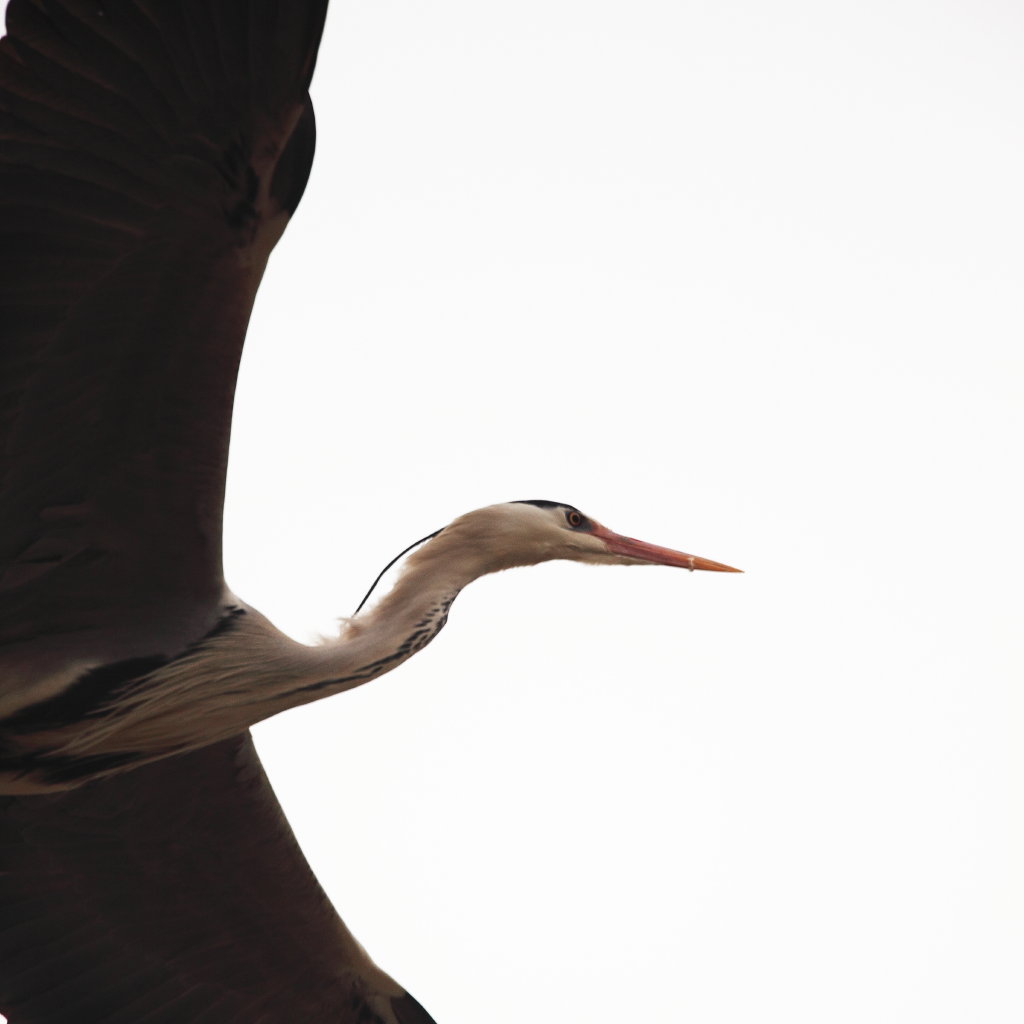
[352,500,740,624]
[427,500,742,579]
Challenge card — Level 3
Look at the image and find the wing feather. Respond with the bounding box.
[0,0,327,701]
[0,8,444,1021]
[0,735,436,1022]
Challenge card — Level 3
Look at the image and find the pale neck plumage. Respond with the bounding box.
[12,508,562,792]
[40,528,482,783]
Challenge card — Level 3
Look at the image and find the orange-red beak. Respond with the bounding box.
[591,523,742,572]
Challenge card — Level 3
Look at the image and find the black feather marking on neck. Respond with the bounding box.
[352,528,444,618]
[296,592,457,696]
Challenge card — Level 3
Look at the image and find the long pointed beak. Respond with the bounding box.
[592,524,742,573]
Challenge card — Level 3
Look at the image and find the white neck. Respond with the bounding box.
[19,504,575,791]
[51,528,485,774]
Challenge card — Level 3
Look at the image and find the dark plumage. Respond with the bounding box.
[0,3,438,1020]
[0,735,437,1023]
[0,4,739,1020]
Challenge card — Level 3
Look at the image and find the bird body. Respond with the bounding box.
[1,501,736,794]
[0,2,737,1020]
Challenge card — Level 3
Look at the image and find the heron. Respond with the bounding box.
[0,2,739,1022]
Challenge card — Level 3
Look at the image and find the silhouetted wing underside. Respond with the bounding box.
[0,0,326,692]
[0,733,438,1023]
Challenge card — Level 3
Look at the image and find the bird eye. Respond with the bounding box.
[566,509,584,528]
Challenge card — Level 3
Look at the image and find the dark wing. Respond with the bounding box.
[0,732,439,1023]
[0,10,440,1019]
[0,0,326,705]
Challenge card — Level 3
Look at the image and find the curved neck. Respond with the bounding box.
[10,524,517,791]
[295,563,466,701]
[25,536,478,789]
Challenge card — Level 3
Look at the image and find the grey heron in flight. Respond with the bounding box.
[0,2,739,1021]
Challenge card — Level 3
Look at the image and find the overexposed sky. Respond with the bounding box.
[7,1,1024,1022]
[226,3,1024,1021]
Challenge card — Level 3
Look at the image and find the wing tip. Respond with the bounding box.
[391,991,440,1024]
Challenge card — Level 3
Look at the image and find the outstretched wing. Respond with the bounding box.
[0,0,326,707]
[0,5,439,1021]
[0,732,438,1023]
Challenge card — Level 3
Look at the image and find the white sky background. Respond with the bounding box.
[3,1,1020,1022]
[229,2,1024,1022]
[224,3,1024,1021]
